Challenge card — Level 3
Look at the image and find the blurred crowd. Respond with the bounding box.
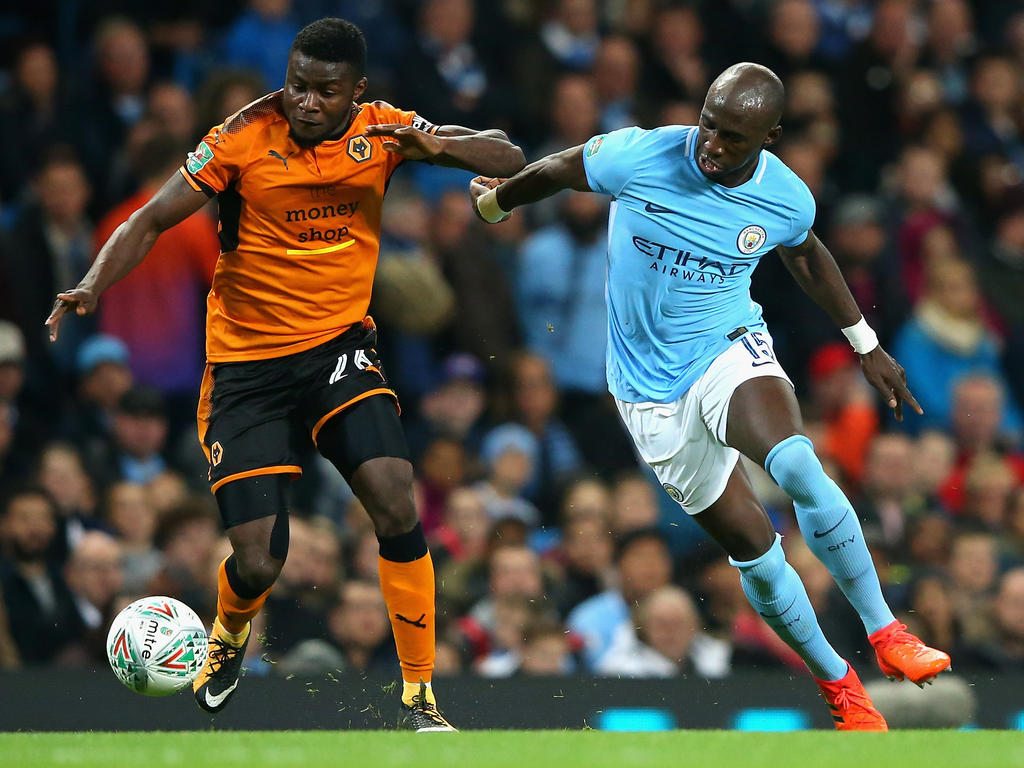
[1,0,1024,682]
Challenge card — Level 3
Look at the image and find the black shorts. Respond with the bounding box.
[197,318,406,495]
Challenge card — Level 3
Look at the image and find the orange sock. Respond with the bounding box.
[378,552,435,684]
[216,557,272,635]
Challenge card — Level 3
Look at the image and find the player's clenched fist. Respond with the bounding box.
[470,176,510,223]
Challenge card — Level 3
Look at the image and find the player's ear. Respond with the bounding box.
[763,125,782,149]
[353,76,368,102]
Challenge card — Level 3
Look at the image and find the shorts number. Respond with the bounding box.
[741,332,776,367]
[328,349,374,384]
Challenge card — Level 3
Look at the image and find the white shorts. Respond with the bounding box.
[615,330,792,515]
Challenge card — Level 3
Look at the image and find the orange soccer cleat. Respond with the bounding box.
[814,664,888,731]
[868,620,951,687]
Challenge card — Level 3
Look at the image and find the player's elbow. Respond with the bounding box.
[497,143,527,176]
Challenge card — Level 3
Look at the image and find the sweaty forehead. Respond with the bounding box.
[703,86,776,132]
[288,53,356,84]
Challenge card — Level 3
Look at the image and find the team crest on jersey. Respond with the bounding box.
[186,141,214,174]
[586,136,605,157]
[347,135,372,163]
[737,225,767,255]
[662,483,684,504]
[210,441,223,467]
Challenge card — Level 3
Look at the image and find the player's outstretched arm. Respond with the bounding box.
[777,232,923,421]
[365,123,525,177]
[469,144,592,223]
[45,172,209,341]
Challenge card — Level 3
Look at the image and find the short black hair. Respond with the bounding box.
[291,18,366,75]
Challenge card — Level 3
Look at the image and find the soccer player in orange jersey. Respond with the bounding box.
[46,18,525,731]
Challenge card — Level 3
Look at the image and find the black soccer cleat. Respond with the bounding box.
[398,681,458,732]
[193,620,250,714]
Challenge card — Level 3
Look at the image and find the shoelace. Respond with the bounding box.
[879,624,927,654]
[206,636,235,675]
[831,687,873,718]
[410,694,449,725]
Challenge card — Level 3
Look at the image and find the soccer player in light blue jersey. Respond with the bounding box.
[470,63,952,730]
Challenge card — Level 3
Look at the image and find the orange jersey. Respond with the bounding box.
[180,92,438,362]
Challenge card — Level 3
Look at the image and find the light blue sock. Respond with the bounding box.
[731,533,848,681]
[766,434,896,635]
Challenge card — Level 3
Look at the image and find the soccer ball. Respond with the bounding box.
[106,596,209,696]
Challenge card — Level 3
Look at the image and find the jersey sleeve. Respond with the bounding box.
[781,180,817,247]
[179,123,247,196]
[582,127,646,197]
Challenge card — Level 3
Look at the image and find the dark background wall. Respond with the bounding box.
[1,671,1020,731]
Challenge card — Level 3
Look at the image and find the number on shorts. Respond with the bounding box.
[741,332,776,367]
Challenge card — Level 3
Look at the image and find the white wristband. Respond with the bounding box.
[476,188,510,223]
[841,316,879,354]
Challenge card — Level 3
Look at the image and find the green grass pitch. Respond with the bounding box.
[2,731,1022,768]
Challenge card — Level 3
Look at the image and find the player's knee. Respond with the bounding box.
[233,546,282,594]
[351,459,418,537]
[366,491,418,538]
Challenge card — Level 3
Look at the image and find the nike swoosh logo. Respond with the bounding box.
[644,201,675,214]
[759,596,797,619]
[204,681,238,709]
[813,510,850,538]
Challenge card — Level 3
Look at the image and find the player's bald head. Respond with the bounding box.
[706,63,785,133]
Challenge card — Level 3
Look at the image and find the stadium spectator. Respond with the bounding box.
[503,352,583,522]
[405,352,488,463]
[103,481,161,594]
[0,41,72,206]
[474,424,541,527]
[592,35,641,132]
[892,258,1022,435]
[61,530,124,664]
[96,387,170,487]
[851,433,918,549]
[826,194,908,342]
[609,471,661,536]
[264,516,342,654]
[976,202,1024,327]
[326,579,396,673]
[93,134,217,423]
[597,585,729,678]
[518,614,575,675]
[948,531,1001,644]
[758,0,826,83]
[220,0,300,91]
[805,342,879,485]
[0,486,82,663]
[37,442,104,564]
[83,18,151,199]
[567,527,673,668]
[960,567,1024,671]
[922,0,977,105]
[65,334,133,462]
[8,150,95,375]
[909,430,959,505]
[147,499,219,614]
[556,513,615,614]
[396,0,495,128]
[939,374,1024,513]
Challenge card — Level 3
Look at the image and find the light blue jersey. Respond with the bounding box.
[582,126,816,403]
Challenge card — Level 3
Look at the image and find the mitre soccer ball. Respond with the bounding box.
[106,596,209,696]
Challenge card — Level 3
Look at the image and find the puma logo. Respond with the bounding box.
[395,613,427,629]
[268,149,294,169]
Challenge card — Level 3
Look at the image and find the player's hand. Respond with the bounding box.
[45,288,97,342]
[470,176,510,223]
[365,124,444,161]
[858,346,923,422]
